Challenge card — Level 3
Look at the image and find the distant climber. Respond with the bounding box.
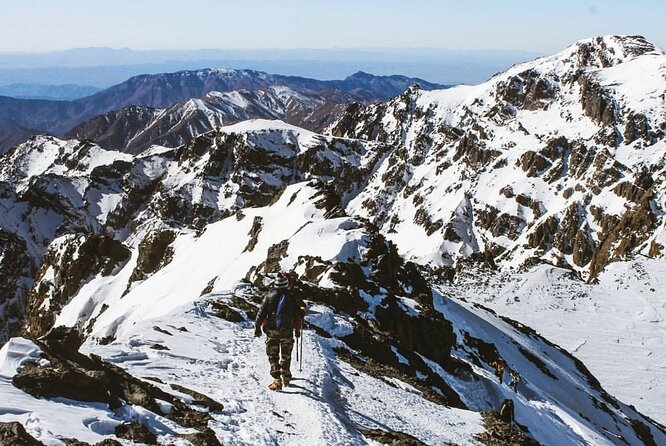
[509,369,521,392]
[255,272,306,391]
[498,398,515,425]
[490,358,507,384]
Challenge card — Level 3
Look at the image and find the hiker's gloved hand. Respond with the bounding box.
[294,329,301,338]
[254,326,262,338]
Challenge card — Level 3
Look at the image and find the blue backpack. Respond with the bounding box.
[273,290,297,329]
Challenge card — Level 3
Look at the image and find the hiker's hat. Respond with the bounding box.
[274,274,289,288]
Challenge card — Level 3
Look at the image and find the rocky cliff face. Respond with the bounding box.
[329,35,666,281]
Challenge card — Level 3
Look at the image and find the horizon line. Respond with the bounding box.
[0,46,547,56]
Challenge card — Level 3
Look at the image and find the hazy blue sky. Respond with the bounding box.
[2,0,665,53]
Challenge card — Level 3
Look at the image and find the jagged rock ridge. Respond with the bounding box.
[328,35,666,280]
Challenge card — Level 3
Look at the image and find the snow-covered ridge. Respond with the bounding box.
[329,34,666,280]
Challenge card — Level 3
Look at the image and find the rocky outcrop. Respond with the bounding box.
[128,229,176,283]
[24,234,130,337]
[474,412,542,446]
[0,421,43,446]
[589,189,659,279]
[12,327,222,444]
[360,427,430,445]
[0,230,35,344]
[578,75,618,126]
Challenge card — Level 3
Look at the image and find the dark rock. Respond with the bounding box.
[579,74,618,126]
[128,229,177,283]
[519,151,552,177]
[170,383,225,411]
[152,325,172,336]
[474,412,542,446]
[181,427,222,446]
[210,301,245,323]
[360,427,430,445]
[476,206,525,241]
[92,440,123,446]
[24,234,131,337]
[114,422,157,445]
[61,439,92,446]
[13,361,111,403]
[0,229,34,344]
[258,240,290,274]
[0,421,43,446]
[496,69,557,111]
[589,189,658,280]
[624,112,659,145]
[12,327,214,433]
[244,216,263,252]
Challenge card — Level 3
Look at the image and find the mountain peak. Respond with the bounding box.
[564,35,663,69]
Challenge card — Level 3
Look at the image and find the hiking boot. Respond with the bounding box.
[268,379,282,391]
[282,377,290,387]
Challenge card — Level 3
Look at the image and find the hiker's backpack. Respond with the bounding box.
[272,289,299,329]
[499,399,514,423]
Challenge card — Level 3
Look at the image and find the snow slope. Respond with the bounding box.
[447,258,666,422]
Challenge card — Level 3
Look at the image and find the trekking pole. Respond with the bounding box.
[299,330,303,372]
[295,335,299,362]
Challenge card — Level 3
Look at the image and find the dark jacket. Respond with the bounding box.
[255,288,305,331]
[499,399,514,423]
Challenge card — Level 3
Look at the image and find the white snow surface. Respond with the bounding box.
[1,301,485,445]
[447,258,666,423]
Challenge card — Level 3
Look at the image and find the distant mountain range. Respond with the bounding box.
[0,69,447,153]
[0,83,100,100]
[0,47,542,86]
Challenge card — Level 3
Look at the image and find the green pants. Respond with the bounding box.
[265,329,294,379]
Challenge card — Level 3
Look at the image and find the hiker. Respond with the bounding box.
[490,358,506,384]
[498,398,515,424]
[509,369,521,392]
[254,272,306,391]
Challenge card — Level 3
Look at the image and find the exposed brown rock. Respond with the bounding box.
[114,422,157,445]
[244,216,263,252]
[0,421,43,446]
[128,229,176,283]
[519,151,552,177]
[474,412,542,446]
[0,229,34,344]
[209,301,245,322]
[476,206,525,240]
[496,69,557,111]
[579,75,617,126]
[360,427,431,445]
[12,327,215,435]
[24,234,130,337]
[589,189,658,279]
[169,383,225,411]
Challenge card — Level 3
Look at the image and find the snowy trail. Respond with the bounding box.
[81,298,484,446]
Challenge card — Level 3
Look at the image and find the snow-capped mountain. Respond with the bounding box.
[0,69,446,153]
[0,36,665,445]
[65,87,353,154]
[329,35,666,281]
